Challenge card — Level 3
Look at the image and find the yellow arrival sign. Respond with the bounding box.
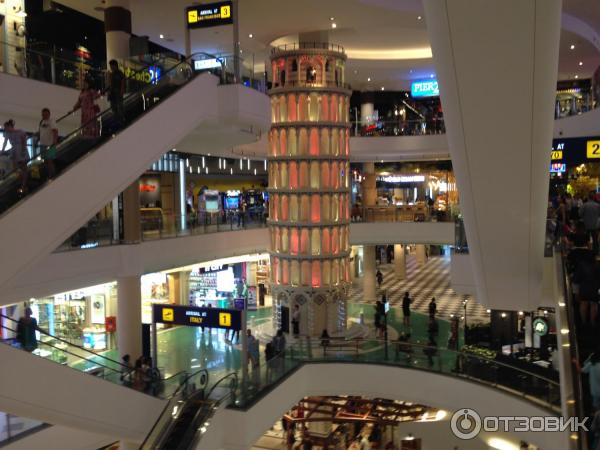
[587,140,600,159]
[162,308,174,322]
[219,312,232,327]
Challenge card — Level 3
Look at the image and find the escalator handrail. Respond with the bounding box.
[0,51,219,194]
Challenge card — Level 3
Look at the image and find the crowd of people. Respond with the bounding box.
[120,354,162,394]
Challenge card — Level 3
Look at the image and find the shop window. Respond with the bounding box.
[288,128,297,156]
[289,195,299,222]
[291,260,300,286]
[281,227,289,253]
[322,261,331,286]
[332,228,339,254]
[309,128,319,155]
[300,229,309,254]
[320,128,329,156]
[299,161,309,189]
[298,94,308,121]
[301,260,311,286]
[311,195,321,223]
[279,96,287,122]
[282,259,290,284]
[287,94,297,122]
[308,93,319,121]
[280,195,289,222]
[321,228,331,254]
[300,195,310,222]
[279,129,287,157]
[310,161,320,189]
[312,261,321,287]
[311,228,321,255]
[321,194,331,222]
[289,162,299,189]
[320,94,330,121]
[290,228,299,254]
[298,128,308,155]
[321,161,330,189]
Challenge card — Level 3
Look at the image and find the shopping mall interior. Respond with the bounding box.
[0,0,599,449]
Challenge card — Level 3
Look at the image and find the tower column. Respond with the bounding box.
[363,245,377,302]
[394,244,406,280]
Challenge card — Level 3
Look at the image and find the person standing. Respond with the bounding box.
[376,269,383,288]
[402,292,412,327]
[106,59,126,129]
[72,79,100,138]
[38,108,58,179]
[2,120,29,194]
[292,304,300,337]
[428,297,437,320]
[16,307,38,352]
[247,329,259,369]
[580,192,600,254]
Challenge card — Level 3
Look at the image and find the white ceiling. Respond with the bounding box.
[55,0,600,89]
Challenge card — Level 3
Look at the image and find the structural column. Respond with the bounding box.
[116,276,142,360]
[394,244,406,280]
[416,244,427,267]
[360,92,375,125]
[422,0,561,310]
[362,161,377,208]
[104,0,131,63]
[363,245,377,302]
[122,182,141,243]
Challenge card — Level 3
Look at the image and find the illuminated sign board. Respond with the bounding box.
[378,175,426,183]
[550,163,566,173]
[587,140,600,159]
[533,317,549,336]
[153,304,241,330]
[411,79,439,98]
[187,1,233,29]
[194,58,224,71]
[124,66,161,84]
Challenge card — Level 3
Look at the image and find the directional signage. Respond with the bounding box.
[153,303,242,330]
[187,1,233,29]
[411,79,439,98]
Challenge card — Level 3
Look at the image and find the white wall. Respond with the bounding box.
[554,107,600,139]
[198,363,565,450]
[349,221,455,245]
[4,425,116,450]
[0,343,164,442]
[450,252,477,296]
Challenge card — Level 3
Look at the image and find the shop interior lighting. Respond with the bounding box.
[230,167,233,175]
[205,167,209,174]
[404,434,415,441]
[185,158,189,167]
[188,166,192,173]
[223,159,226,169]
[264,160,267,170]
[239,159,243,170]
[501,312,507,318]
[247,159,251,170]
[218,158,222,169]
[380,86,385,91]
[202,156,205,168]
[560,329,569,334]
[254,168,257,175]
[197,166,200,174]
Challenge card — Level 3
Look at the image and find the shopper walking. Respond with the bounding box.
[376,269,383,288]
[1,120,29,194]
[292,304,300,337]
[247,329,259,369]
[72,79,100,138]
[106,59,126,129]
[580,192,600,254]
[428,297,437,320]
[16,307,38,352]
[402,291,412,327]
[37,108,58,179]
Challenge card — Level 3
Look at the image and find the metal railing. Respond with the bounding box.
[350,118,446,137]
[271,42,346,54]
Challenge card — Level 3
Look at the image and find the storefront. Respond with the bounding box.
[549,136,600,197]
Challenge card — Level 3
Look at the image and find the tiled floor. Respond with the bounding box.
[349,254,489,324]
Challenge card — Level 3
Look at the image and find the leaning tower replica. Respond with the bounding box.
[268,42,352,336]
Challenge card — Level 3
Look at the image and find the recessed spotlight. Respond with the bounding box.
[570,44,575,50]
[367,77,371,82]
[417,15,422,20]
[575,75,579,79]
[159,34,164,39]
[353,69,358,74]
[331,22,337,29]
[579,61,583,66]
[329,17,335,21]
[381,86,385,91]
[248,33,253,38]
[409,69,413,73]
[380,159,384,163]
[430,73,435,78]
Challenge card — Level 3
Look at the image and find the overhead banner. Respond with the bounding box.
[187,1,233,29]
[153,303,242,330]
[411,79,439,98]
[550,136,600,166]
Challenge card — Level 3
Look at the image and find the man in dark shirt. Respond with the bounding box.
[107,59,126,129]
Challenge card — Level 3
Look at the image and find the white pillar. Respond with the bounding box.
[363,245,376,302]
[394,244,406,279]
[104,0,131,64]
[416,245,427,267]
[360,102,374,125]
[117,276,142,360]
[422,0,561,310]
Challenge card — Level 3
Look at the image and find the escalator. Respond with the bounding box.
[0,53,231,288]
[0,313,204,442]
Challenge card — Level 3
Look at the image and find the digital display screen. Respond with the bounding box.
[187,1,233,29]
[411,79,439,98]
[225,196,239,209]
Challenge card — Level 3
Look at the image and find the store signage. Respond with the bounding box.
[378,175,426,183]
[550,163,566,173]
[153,303,241,330]
[194,58,223,71]
[199,264,228,273]
[411,79,439,98]
[551,150,563,160]
[587,140,600,159]
[187,1,233,29]
[532,317,549,336]
[124,66,161,84]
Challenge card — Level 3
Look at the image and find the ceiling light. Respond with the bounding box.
[367,77,371,82]
[570,44,575,50]
[329,17,335,21]
[159,34,164,39]
[331,22,337,29]
[430,73,435,78]
[381,87,385,91]
[575,75,579,79]
[353,69,358,74]
[579,61,583,66]
[248,33,253,38]
[417,15,422,20]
